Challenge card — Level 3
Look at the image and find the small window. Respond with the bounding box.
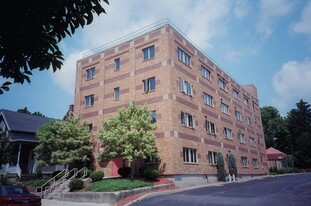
[241,157,248,167]
[181,111,194,128]
[143,77,156,92]
[86,123,93,131]
[249,137,255,147]
[218,79,227,91]
[235,110,242,121]
[221,103,229,115]
[114,87,120,101]
[179,78,193,96]
[115,58,120,71]
[243,97,249,106]
[203,92,213,107]
[208,151,218,165]
[238,132,245,143]
[183,147,197,163]
[144,156,158,164]
[224,127,232,139]
[178,48,191,66]
[205,119,216,134]
[151,110,157,123]
[232,89,239,99]
[86,67,95,80]
[201,66,211,80]
[143,45,155,61]
[85,95,94,108]
[252,158,259,168]
[246,116,252,126]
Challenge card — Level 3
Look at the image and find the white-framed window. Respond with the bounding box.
[224,127,232,139]
[243,97,249,106]
[114,87,120,101]
[235,110,242,121]
[238,132,245,143]
[246,116,252,126]
[232,89,239,99]
[221,103,229,115]
[144,156,158,164]
[143,45,155,61]
[208,151,218,165]
[249,137,255,147]
[85,95,94,107]
[150,110,157,123]
[205,119,216,134]
[203,92,214,107]
[181,111,194,128]
[143,77,156,92]
[218,79,227,91]
[183,147,197,163]
[115,58,120,71]
[179,78,193,96]
[201,65,211,80]
[252,158,259,168]
[241,156,248,167]
[86,67,95,80]
[178,47,191,66]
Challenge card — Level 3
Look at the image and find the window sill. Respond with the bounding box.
[84,105,94,109]
[239,141,246,144]
[204,103,215,108]
[206,132,217,137]
[219,88,228,93]
[201,76,212,82]
[143,90,155,94]
[143,57,155,62]
[181,125,195,130]
[208,164,217,166]
[184,162,199,165]
[221,112,230,116]
[225,137,233,141]
[86,77,95,81]
[178,59,191,68]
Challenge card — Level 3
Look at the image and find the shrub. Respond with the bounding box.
[228,154,237,176]
[68,178,84,191]
[0,175,12,185]
[24,179,48,188]
[143,167,160,180]
[216,153,225,181]
[118,167,131,177]
[90,170,104,182]
[139,167,146,177]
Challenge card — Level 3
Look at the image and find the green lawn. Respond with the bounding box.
[86,178,153,192]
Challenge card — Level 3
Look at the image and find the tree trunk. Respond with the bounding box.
[131,161,135,179]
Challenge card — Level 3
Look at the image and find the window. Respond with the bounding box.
[208,151,218,165]
[86,123,93,131]
[203,92,213,107]
[205,120,216,134]
[235,110,242,121]
[85,95,94,107]
[115,58,120,70]
[143,45,155,60]
[221,103,229,115]
[143,77,156,92]
[179,78,193,96]
[181,111,194,128]
[238,132,245,143]
[232,89,239,99]
[114,87,120,101]
[183,147,197,163]
[243,97,249,106]
[144,156,158,164]
[246,116,252,126]
[201,66,211,80]
[151,110,157,123]
[252,158,259,168]
[218,79,227,91]
[178,47,191,66]
[241,157,248,167]
[86,67,95,80]
[249,137,255,147]
[224,127,232,139]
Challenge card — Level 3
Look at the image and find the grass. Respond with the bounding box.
[86,178,153,192]
[23,179,49,187]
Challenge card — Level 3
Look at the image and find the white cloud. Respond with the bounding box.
[292,1,311,35]
[234,0,251,19]
[257,0,293,39]
[50,50,87,96]
[272,59,311,113]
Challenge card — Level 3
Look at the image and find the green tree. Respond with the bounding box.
[34,118,93,169]
[97,102,158,178]
[17,107,45,117]
[261,106,290,152]
[0,0,109,94]
[0,134,13,166]
[216,153,225,181]
[228,154,237,177]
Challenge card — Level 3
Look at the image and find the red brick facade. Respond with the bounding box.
[74,23,268,180]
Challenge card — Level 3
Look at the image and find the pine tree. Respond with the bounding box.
[216,153,225,181]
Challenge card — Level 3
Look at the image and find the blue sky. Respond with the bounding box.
[1,0,311,119]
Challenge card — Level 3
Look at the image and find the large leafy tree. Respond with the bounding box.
[98,102,158,178]
[34,118,93,169]
[261,106,290,153]
[286,99,311,168]
[0,0,109,94]
[0,134,13,166]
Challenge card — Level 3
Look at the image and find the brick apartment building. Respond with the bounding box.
[73,20,268,186]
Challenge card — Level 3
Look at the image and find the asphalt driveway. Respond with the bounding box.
[131,173,311,206]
